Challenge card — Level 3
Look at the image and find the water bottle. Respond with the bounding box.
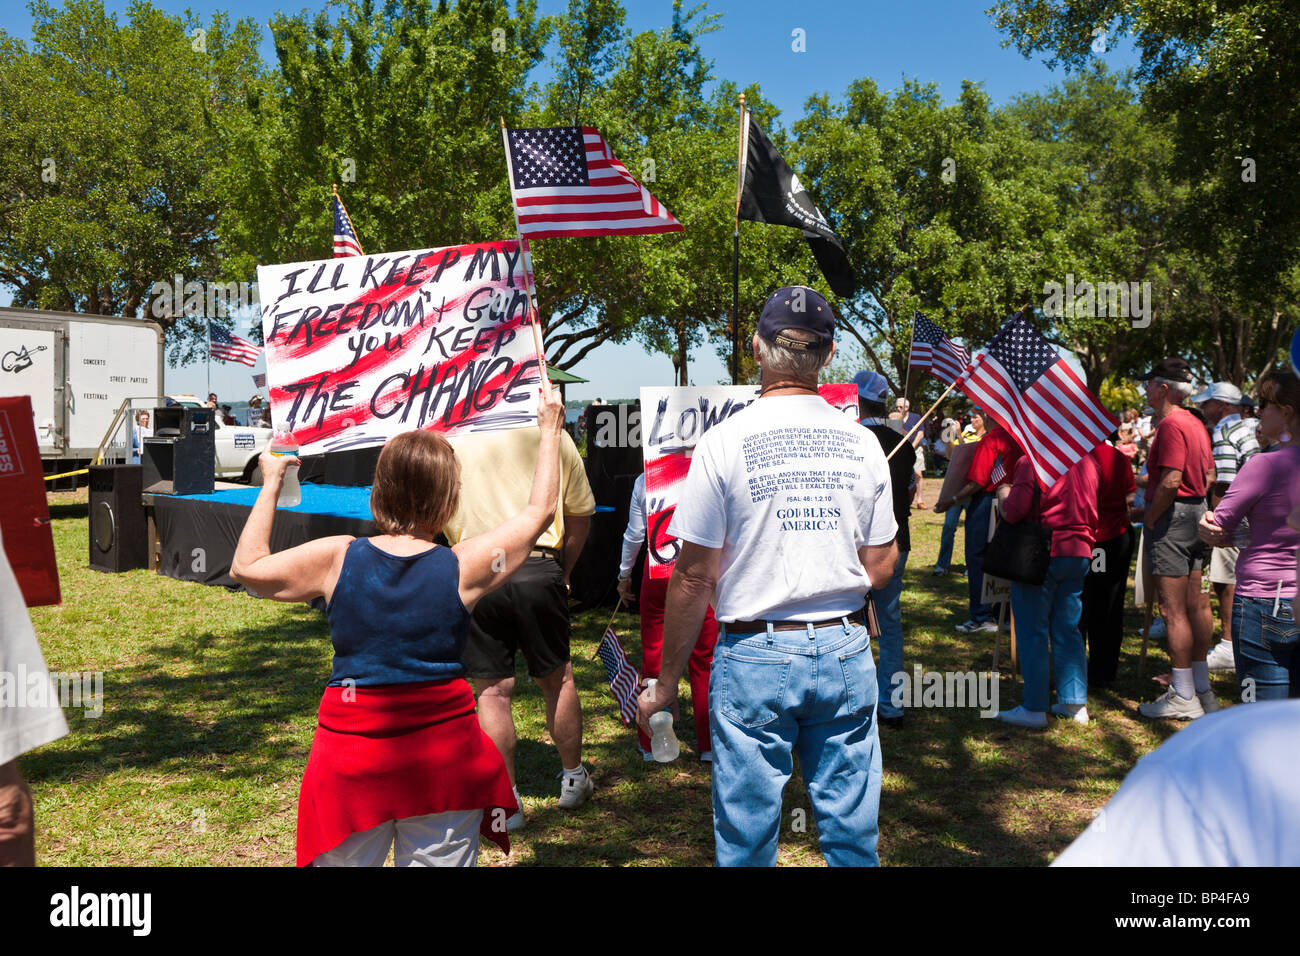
[269,430,301,507]
[641,679,680,763]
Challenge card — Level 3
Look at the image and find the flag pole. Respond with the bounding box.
[731,92,747,385]
[500,118,551,389]
[886,374,964,461]
[591,596,626,660]
[205,320,212,399]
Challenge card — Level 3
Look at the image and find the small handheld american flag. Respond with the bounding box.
[333,191,363,258]
[208,322,262,367]
[910,312,971,386]
[504,125,682,239]
[595,626,641,726]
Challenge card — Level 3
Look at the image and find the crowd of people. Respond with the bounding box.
[4,285,1297,868]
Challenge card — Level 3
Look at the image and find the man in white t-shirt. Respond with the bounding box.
[0,527,70,865]
[1053,700,1300,866]
[637,286,899,867]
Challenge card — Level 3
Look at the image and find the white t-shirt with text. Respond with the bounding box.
[668,395,897,622]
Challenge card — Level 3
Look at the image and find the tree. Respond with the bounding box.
[0,0,262,351]
[988,0,1300,305]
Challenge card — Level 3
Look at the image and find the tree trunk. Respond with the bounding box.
[673,320,689,386]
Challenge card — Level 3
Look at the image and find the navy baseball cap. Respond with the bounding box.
[756,286,835,350]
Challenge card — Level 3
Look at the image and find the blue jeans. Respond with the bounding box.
[965,492,995,624]
[1232,594,1299,701]
[1009,556,1089,712]
[936,503,964,571]
[874,551,908,718]
[710,619,882,867]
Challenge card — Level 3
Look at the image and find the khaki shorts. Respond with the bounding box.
[1208,546,1239,585]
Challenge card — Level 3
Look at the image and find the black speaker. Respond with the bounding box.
[142,406,215,495]
[325,445,383,486]
[584,402,643,507]
[89,465,149,572]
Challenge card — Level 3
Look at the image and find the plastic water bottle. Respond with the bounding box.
[269,430,301,507]
[641,679,680,763]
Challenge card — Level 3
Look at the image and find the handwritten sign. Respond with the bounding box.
[257,239,540,455]
[640,383,859,579]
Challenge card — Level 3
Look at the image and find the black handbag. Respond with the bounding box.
[983,481,1053,586]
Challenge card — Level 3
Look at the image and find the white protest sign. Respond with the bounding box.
[257,239,540,455]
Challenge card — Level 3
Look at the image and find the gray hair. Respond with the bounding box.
[1152,376,1195,402]
[755,329,832,380]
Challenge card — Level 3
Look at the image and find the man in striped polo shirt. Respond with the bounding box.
[1194,382,1259,672]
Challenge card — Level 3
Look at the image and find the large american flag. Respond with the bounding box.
[208,322,262,367]
[958,312,1117,489]
[333,193,362,258]
[595,627,641,726]
[910,312,971,385]
[504,126,682,238]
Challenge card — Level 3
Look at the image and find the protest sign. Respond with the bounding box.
[640,384,859,579]
[257,239,541,455]
[981,502,1011,605]
[0,396,60,606]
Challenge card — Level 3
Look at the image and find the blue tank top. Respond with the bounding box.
[325,538,470,687]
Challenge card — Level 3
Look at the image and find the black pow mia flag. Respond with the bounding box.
[738,113,855,297]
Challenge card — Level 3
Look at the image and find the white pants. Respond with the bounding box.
[312,810,484,867]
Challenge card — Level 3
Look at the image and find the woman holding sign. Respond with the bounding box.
[618,470,719,762]
[231,383,567,866]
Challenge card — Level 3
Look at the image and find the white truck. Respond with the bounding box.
[163,393,272,481]
[1,307,167,482]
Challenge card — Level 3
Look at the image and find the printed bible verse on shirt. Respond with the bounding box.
[641,384,857,578]
[257,239,540,455]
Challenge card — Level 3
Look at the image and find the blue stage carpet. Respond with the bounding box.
[177,484,375,521]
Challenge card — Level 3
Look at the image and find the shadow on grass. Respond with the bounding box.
[22,604,330,785]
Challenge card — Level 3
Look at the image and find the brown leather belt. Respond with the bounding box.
[725,607,867,636]
[530,546,562,561]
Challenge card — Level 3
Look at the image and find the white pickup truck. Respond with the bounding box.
[165,395,272,481]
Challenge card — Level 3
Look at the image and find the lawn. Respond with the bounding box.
[23,489,1234,866]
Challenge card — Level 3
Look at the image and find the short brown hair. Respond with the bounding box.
[1258,370,1300,419]
[370,430,461,536]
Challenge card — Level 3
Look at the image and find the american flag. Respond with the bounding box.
[504,126,682,238]
[910,312,971,385]
[595,627,641,726]
[333,193,363,258]
[208,322,262,367]
[990,456,1007,486]
[958,312,1117,489]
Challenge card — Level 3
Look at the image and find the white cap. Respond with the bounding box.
[1192,382,1245,405]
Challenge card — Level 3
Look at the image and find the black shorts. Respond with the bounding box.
[462,556,571,680]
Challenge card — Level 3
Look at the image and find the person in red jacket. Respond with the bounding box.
[1082,440,1138,686]
[995,453,1100,728]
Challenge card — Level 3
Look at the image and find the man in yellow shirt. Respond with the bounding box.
[442,426,596,828]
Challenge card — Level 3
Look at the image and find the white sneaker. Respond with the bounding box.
[997,705,1047,728]
[1138,686,1205,720]
[557,767,594,810]
[1198,690,1221,713]
[956,620,998,634]
[1205,641,1236,672]
[1051,703,1090,725]
[1147,617,1167,639]
[699,750,714,764]
[505,787,525,831]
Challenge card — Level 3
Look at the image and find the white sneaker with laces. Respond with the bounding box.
[1198,690,1221,713]
[1205,641,1236,672]
[996,705,1047,728]
[956,620,998,634]
[557,767,594,810]
[1050,703,1090,725]
[1138,686,1205,720]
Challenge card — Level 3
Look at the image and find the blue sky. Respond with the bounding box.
[0,0,1138,400]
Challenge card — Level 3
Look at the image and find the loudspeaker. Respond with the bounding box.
[142,406,215,495]
[89,465,148,572]
[584,402,643,506]
[325,446,383,486]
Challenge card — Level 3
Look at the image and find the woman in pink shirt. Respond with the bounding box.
[995,453,1100,728]
[1199,370,1300,700]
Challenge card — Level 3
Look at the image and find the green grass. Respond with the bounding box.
[23,489,1235,866]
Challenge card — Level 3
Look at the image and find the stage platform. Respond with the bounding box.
[146,484,376,589]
